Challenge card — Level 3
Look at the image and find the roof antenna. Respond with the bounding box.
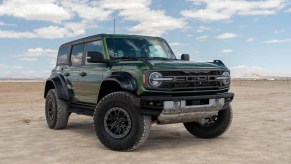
[114,18,116,34]
[113,18,116,57]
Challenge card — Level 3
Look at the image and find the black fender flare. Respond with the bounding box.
[44,74,73,101]
[101,72,138,93]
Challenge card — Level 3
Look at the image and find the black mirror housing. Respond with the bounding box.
[181,54,190,61]
[87,51,105,63]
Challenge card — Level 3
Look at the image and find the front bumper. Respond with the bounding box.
[134,92,234,124]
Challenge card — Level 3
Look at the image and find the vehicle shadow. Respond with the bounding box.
[65,119,96,138]
[138,125,225,151]
[63,119,224,151]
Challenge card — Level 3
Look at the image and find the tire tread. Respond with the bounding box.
[46,89,69,130]
[94,91,151,151]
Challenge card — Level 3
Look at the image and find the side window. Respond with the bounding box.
[57,46,69,65]
[71,44,84,66]
[86,40,104,63]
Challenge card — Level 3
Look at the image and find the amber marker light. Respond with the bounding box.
[143,74,147,84]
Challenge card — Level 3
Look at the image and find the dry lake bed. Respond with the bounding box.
[0,81,290,164]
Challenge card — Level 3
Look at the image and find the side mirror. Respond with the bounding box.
[87,51,105,63]
[181,54,190,61]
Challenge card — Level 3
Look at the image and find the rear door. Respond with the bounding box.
[63,43,85,103]
[78,40,109,104]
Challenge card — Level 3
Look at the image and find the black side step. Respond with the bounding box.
[68,103,95,117]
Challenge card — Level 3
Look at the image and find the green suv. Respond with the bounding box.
[44,34,234,151]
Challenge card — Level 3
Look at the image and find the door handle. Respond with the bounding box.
[79,72,87,77]
[64,72,70,77]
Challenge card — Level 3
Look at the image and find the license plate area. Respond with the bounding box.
[163,98,225,113]
[186,99,209,106]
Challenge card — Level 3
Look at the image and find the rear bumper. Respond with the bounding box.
[134,92,234,124]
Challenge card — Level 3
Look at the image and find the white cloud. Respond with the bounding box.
[181,0,286,21]
[33,26,69,39]
[61,0,112,21]
[182,8,231,21]
[274,29,285,34]
[1,1,103,19]
[0,0,72,23]
[0,64,7,68]
[247,38,255,43]
[196,35,208,41]
[220,49,233,53]
[264,38,291,43]
[98,0,186,36]
[0,20,93,39]
[0,0,186,38]
[12,66,24,69]
[18,48,56,62]
[23,48,57,58]
[0,0,109,39]
[286,8,291,12]
[170,42,184,46]
[196,26,211,33]
[32,22,91,39]
[20,58,38,61]
[216,33,239,39]
[239,10,275,15]
[63,21,93,36]
[0,30,36,38]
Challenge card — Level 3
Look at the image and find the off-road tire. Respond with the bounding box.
[45,89,70,129]
[183,106,232,138]
[94,91,151,151]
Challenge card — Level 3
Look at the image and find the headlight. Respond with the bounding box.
[221,72,230,85]
[149,72,163,87]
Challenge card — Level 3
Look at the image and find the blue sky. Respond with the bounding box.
[0,0,290,79]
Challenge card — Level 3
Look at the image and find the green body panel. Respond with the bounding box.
[78,63,108,103]
[145,60,226,70]
[52,34,230,104]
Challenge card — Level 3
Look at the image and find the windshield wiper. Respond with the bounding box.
[145,57,173,60]
[112,56,175,61]
[112,56,139,60]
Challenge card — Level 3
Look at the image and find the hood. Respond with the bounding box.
[146,60,226,70]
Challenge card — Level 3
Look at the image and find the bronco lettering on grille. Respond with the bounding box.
[171,75,218,82]
[159,71,224,90]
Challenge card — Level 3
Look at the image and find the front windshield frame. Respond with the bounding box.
[104,36,176,60]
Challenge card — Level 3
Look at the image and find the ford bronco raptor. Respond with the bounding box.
[44,34,234,151]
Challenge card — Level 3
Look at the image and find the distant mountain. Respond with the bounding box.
[232,72,291,80]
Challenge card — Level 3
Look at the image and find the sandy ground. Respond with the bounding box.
[0,81,290,164]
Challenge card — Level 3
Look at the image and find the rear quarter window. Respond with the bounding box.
[57,46,69,66]
[70,44,84,66]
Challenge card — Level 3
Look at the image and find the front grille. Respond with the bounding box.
[159,70,225,91]
[161,70,222,76]
[161,81,221,89]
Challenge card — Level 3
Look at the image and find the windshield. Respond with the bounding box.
[105,36,176,60]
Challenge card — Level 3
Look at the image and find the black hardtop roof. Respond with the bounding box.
[60,34,162,47]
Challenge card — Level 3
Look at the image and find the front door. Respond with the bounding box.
[78,40,108,104]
